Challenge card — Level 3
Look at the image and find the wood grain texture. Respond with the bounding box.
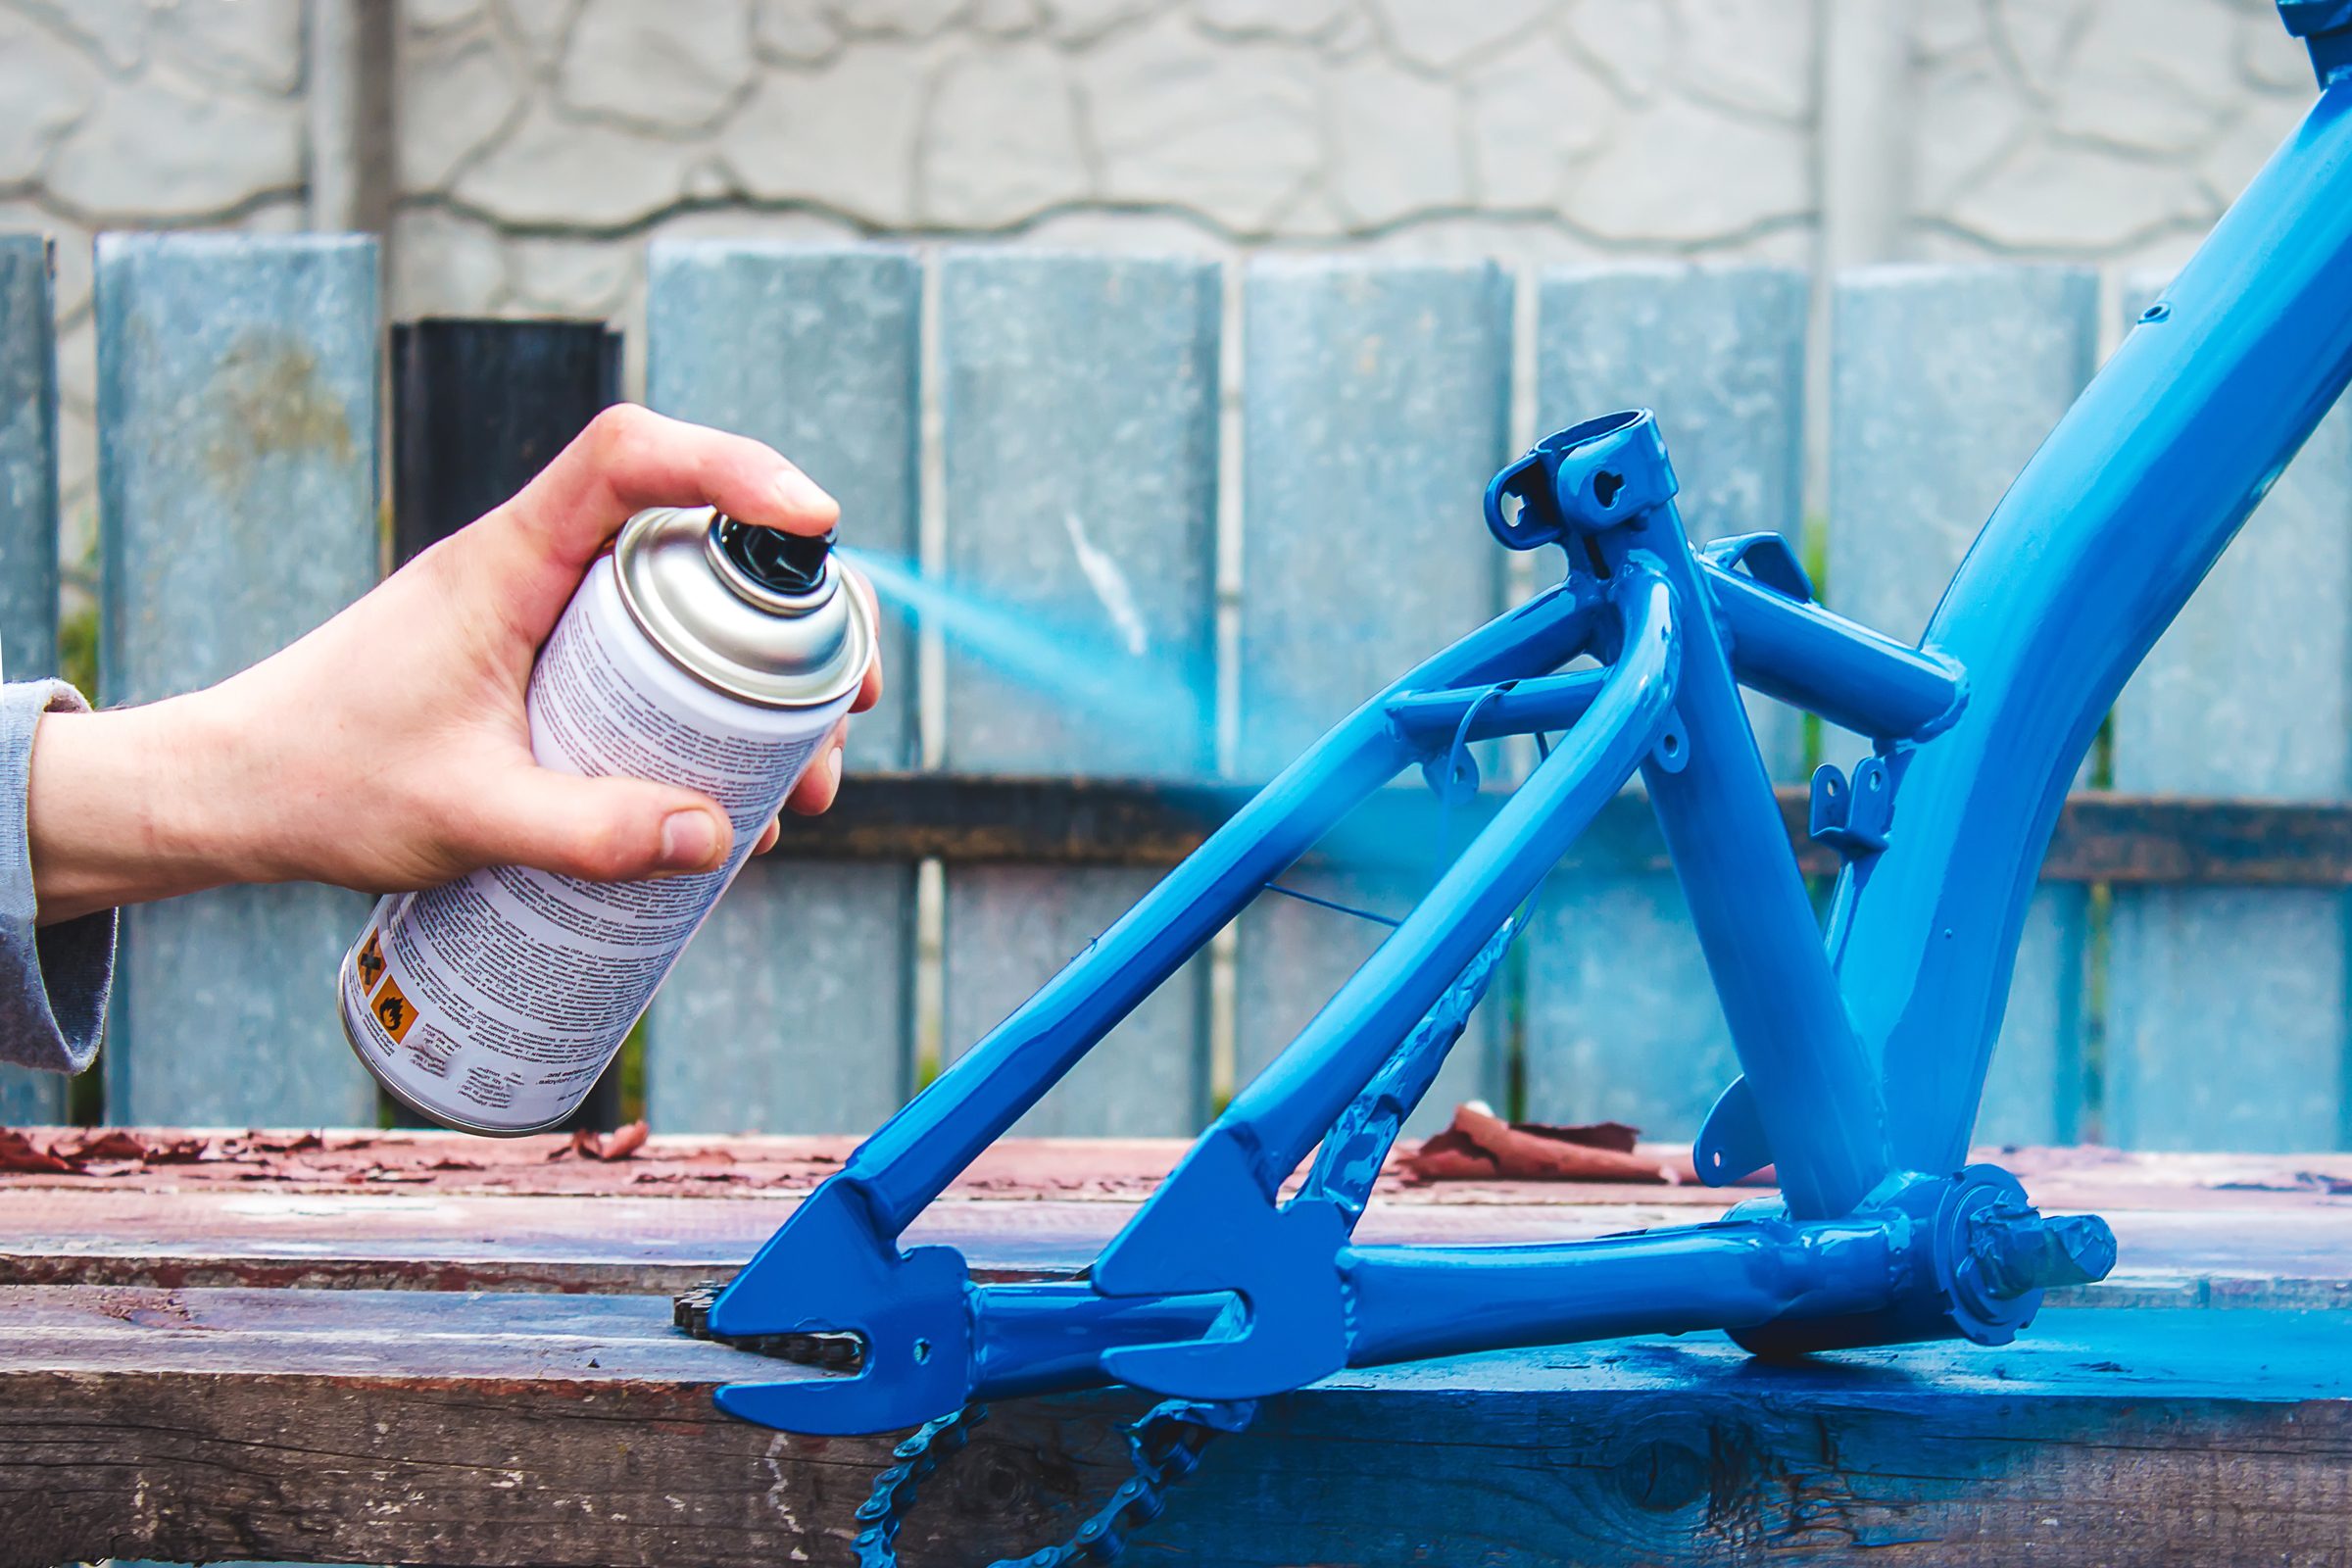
[4,1287,2350,1568]
[95,234,379,1127]
[0,1138,2348,1310]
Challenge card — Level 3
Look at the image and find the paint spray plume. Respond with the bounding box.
[845,549,1214,755]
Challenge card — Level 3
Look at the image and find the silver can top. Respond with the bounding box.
[612,506,875,709]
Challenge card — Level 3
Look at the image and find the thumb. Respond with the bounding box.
[458,766,734,883]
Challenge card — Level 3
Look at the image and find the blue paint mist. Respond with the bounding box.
[844,550,1216,756]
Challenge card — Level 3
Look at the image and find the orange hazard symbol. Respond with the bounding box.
[371,976,420,1044]
[354,930,387,996]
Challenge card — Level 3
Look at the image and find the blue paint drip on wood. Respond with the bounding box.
[2107,274,2352,1152]
[95,234,379,1126]
[1235,259,1511,1132]
[939,251,1219,1135]
[0,236,65,1122]
[642,243,919,1132]
[1830,266,2099,1148]
[1522,266,1806,1139]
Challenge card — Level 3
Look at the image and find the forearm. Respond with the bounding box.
[26,693,263,924]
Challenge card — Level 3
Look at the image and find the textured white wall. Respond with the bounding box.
[0,0,2328,579]
[1908,0,2311,266]
[0,0,311,598]
[392,0,1821,324]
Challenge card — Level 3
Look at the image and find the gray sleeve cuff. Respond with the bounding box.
[0,680,117,1075]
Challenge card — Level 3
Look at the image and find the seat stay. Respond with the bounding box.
[710,412,2117,1434]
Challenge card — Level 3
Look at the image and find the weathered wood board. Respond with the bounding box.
[0,1135,2347,1310]
[3,1284,2349,1568]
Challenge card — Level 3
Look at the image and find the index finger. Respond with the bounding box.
[496,405,840,575]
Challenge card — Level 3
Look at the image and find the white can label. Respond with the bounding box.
[342,561,843,1132]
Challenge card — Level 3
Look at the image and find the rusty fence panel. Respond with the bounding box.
[95,233,380,1127]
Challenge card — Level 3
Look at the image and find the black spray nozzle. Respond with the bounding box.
[713,514,835,596]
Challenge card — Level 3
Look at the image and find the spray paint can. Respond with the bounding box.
[339,507,873,1135]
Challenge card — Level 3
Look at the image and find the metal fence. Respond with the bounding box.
[3,232,2346,1152]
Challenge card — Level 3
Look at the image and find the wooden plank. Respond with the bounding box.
[4,1141,2352,1309]
[642,243,923,1133]
[1235,259,1511,1131]
[937,252,1219,1135]
[0,236,66,1123]
[2107,274,2352,1152]
[766,772,2352,885]
[94,234,379,1126]
[5,1285,2351,1567]
[1525,265,1810,1139]
[1830,266,2099,1145]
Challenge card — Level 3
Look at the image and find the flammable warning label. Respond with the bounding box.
[354,929,387,996]
[369,976,420,1044]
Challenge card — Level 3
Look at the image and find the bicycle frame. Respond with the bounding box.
[708,7,2352,1439]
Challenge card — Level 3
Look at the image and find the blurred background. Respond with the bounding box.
[0,0,2316,606]
[3,0,2342,1152]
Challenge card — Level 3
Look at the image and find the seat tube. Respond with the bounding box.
[1556,416,1891,1218]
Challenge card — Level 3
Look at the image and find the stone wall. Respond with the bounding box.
[0,0,312,605]
[0,0,2328,583]
[1909,0,2311,266]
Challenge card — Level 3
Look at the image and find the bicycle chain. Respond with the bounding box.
[672,1280,864,1371]
[854,1396,1255,1568]
[673,1283,1251,1566]
[852,1403,991,1568]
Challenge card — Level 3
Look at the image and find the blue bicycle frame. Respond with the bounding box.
[709,3,2352,1438]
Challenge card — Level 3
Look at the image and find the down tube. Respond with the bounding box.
[1836,80,2352,1172]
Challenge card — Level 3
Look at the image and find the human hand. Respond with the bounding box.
[27,406,883,923]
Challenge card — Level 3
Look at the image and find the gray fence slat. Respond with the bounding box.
[1830,265,2099,1147]
[2107,275,2352,1152]
[0,236,64,1122]
[1234,259,1511,1133]
[641,243,920,1133]
[939,251,1219,1135]
[96,234,380,1126]
[0,238,58,688]
[1521,266,1808,1140]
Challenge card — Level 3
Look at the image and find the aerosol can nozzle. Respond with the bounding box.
[711,514,837,598]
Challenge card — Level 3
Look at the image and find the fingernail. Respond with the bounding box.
[827,744,845,789]
[659,809,721,871]
[774,467,837,521]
